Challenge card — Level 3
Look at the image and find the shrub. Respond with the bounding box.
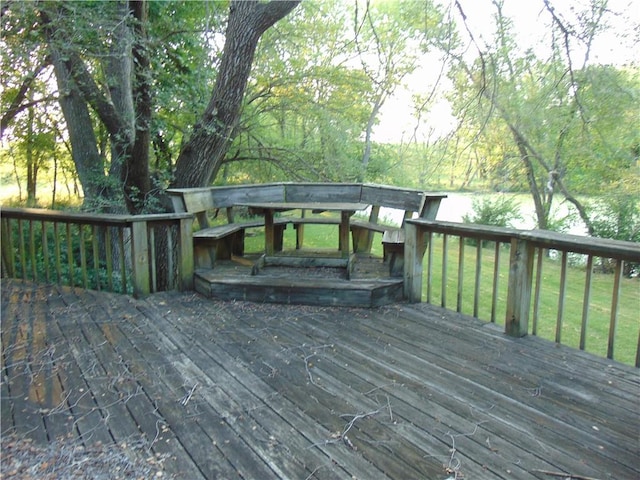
[463,195,523,228]
[589,195,639,276]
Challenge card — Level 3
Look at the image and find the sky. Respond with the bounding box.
[372,0,639,143]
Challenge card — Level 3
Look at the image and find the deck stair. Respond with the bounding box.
[194,252,403,307]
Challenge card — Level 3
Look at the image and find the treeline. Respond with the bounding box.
[1,1,638,239]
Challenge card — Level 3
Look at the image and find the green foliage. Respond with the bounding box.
[444,0,639,231]
[423,235,639,366]
[589,194,640,276]
[8,221,132,294]
[1,0,637,236]
[590,195,640,243]
[148,1,227,174]
[462,195,522,228]
[225,0,373,182]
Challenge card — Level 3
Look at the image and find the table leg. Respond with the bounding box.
[339,211,350,258]
[264,209,275,256]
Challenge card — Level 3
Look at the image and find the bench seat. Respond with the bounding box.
[288,217,342,225]
[350,220,402,253]
[281,215,342,250]
[350,219,392,234]
[193,219,288,268]
[382,229,405,277]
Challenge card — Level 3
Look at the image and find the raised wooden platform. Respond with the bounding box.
[2,280,638,479]
[195,252,404,307]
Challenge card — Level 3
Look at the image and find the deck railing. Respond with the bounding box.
[405,219,640,367]
[1,207,194,297]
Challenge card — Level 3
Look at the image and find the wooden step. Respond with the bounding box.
[194,269,403,308]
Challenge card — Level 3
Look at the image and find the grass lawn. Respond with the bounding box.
[244,222,639,366]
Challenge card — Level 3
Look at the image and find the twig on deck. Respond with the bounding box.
[531,470,603,480]
[362,382,399,395]
[439,421,489,479]
[307,403,389,450]
[287,343,334,386]
[180,382,198,406]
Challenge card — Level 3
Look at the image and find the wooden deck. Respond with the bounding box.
[2,279,638,479]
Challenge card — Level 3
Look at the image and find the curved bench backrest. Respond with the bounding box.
[284,183,362,204]
[208,183,285,208]
[167,182,445,229]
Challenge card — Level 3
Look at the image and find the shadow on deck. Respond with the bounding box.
[1,280,638,479]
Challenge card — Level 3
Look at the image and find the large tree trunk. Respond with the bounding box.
[41,1,153,214]
[104,0,135,213]
[129,0,152,208]
[171,0,299,188]
[49,48,110,209]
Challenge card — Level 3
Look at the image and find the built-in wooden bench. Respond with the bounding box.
[167,184,287,268]
[351,184,446,275]
[166,182,446,272]
[381,229,405,277]
[283,183,361,249]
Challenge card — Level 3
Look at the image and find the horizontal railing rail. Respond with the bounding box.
[405,219,640,367]
[1,207,194,297]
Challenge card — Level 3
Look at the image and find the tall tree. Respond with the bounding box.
[2,0,298,210]
[353,0,449,180]
[448,0,638,232]
[171,0,300,188]
[37,1,152,213]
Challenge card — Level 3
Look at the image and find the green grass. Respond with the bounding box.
[423,235,639,366]
[244,223,639,366]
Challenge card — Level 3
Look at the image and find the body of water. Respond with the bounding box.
[380,192,588,235]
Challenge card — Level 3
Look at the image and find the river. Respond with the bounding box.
[381,192,589,235]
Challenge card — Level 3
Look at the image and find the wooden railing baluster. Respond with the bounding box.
[79,224,88,288]
[65,223,73,287]
[580,255,594,351]
[405,219,640,366]
[53,222,62,284]
[608,259,623,359]
[118,228,127,292]
[490,242,500,323]
[149,224,157,293]
[441,234,448,308]
[457,237,464,313]
[532,247,544,335]
[426,231,433,304]
[473,242,481,318]
[1,218,15,277]
[1,208,193,297]
[18,219,26,280]
[92,225,100,290]
[42,221,50,283]
[105,227,114,291]
[29,219,37,281]
[556,251,568,344]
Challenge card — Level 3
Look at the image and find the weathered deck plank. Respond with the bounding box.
[136,297,385,479]
[2,279,638,480]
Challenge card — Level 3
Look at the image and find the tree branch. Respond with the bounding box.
[1,60,51,137]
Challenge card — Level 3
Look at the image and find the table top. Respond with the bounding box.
[238,202,369,212]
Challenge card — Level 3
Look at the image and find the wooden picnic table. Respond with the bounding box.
[240,201,369,257]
